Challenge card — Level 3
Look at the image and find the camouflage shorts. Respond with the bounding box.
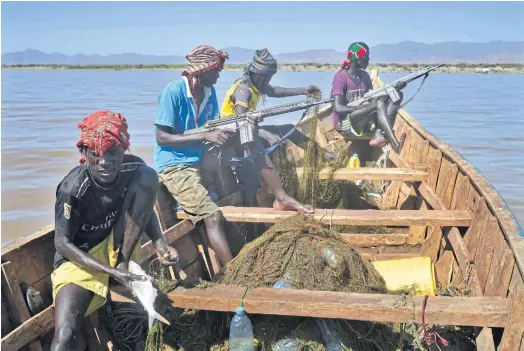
[159,164,220,225]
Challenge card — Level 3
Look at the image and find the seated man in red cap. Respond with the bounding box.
[50,110,178,351]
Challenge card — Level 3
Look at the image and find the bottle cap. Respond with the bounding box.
[236,306,245,315]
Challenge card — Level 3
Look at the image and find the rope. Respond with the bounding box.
[422,295,448,348]
[400,73,429,109]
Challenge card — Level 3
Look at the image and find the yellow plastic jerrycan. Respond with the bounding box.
[371,256,437,296]
[347,153,360,168]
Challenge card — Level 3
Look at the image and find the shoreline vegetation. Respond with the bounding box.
[2,63,523,74]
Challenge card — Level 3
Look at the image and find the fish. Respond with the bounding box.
[128,260,170,329]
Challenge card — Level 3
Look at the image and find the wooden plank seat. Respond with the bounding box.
[176,207,473,227]
[166,284,510,328]
[295,167,429,181]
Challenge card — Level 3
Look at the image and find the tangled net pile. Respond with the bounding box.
[136,215,403,351]
[106,215,476,351]
[221,214,386,293]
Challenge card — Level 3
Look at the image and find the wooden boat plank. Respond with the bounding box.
[360,252,418,261]
[0,233,56,289]
[420,226,443,263]
[1,262,43,351]
[1,298,13,338]
[425,147,444,191]
[435,157,456,209]
[339,233,408,247]
[499,287,524,351]
[446,228,482,295]
[475,216,499,291]
[176,207,473,226]
[295,167,430,181]
[463,198,489,259]
[508,266,524,300]
[394,107,524,280]
[484,233,516,297]
[442,163,459,210]
[166,285,510,327]
[475,327,496,351]
[167,285,247,313]
[435,250,454,289]
[416,182,446,210]
[140,219,194,262]
[0,225,54,257]
[0,306,53,351]
[451,172,471,211]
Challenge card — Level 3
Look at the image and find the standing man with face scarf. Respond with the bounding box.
[220,48,319,213]
[154,45,237,266]
[50,111,178,350]
[331,42,406,153]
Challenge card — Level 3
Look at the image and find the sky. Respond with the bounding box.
[2,1,524,55]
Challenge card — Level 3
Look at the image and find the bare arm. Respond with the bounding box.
[155,125,208,148]
[264,85,307,98]
[54,229,137,280]
[333,95,376,120]
[144,211,179,265]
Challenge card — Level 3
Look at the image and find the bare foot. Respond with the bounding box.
[369,136,387,148]
[273,195,315,214]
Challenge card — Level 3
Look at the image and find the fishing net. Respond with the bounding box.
[220,214,386,293]
[107,215,475,351]
[267,102,394,236]
[136,214,402,351]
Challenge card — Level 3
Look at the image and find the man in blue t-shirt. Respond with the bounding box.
[154,45,236,265]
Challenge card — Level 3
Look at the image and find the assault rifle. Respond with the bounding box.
[184,97,332,146]
[348,64,444,106]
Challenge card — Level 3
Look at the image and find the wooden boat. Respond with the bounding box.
[2,70,523,351]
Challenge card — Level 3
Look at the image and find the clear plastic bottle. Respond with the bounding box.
[272,337,299,351]
[316,319,343,351]
[230,307,254,351]
[273,281,296,289]
[322,248,342,270]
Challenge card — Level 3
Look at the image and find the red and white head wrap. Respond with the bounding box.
[76,110,130,164]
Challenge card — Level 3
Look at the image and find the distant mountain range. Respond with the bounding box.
[2,41,524,65]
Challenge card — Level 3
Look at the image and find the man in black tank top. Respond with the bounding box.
[50,111,177,351]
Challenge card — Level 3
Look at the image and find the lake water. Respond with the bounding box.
[2,69,523,244]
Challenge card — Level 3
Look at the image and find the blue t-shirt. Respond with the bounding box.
[154,77,219,173]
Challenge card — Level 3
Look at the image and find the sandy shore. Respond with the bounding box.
[2,63,523,74]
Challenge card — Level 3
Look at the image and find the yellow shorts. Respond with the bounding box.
[51,231,142,316]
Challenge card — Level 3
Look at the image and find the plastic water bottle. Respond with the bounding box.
[230,307,254,351]
[316,319,343,351]
[347,153,362,185]
[347,153,360,168]
[322,248,342,270]
[272,337,300,351]
[273,281,296,289]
